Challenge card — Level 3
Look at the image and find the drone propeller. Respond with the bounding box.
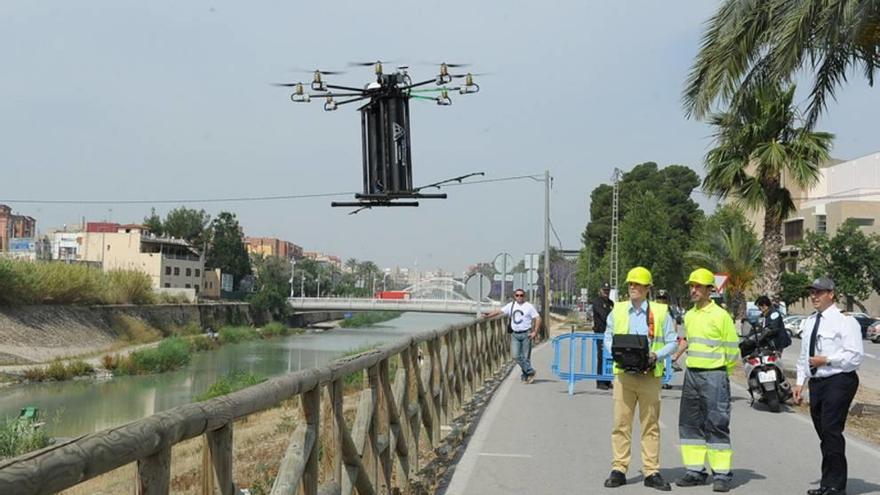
[422,61,470,68]
[348,59,396,67]
[451,72,489,78]
[291,68,346,75]
[272,82,305,87]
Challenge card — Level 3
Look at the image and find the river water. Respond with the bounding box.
[0,313,470,437]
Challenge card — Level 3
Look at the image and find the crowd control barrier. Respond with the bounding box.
[551,331,674,395]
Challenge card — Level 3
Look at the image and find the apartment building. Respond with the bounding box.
[303,251,342,270]
[79,224,205,293]
[244,237,303,260]
[0,204,36,254]
[740,152,880,314]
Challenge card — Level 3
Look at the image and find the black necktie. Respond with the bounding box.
[808,313,822,376]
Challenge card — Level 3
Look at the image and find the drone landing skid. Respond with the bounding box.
[331,191,447,209]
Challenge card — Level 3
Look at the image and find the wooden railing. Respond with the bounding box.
[0,316,510,495]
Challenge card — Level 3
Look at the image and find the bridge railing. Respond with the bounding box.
[288,297,501,314]
[0,316,511,495]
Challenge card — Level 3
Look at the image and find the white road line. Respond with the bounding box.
[478,453,533,458]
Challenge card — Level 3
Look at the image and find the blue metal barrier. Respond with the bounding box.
[551,331,674,395]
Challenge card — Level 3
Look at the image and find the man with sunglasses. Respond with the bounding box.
[486,288,541,383]
[794,277,863,495]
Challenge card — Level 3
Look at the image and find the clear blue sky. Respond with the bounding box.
[2,1,877,274]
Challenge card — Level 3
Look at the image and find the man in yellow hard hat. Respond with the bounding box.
[602,266,677,491]
[676,268,739,493]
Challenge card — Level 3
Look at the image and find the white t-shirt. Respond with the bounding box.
[502,301,539,332]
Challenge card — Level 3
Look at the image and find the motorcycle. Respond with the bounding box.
[739,322,792,412]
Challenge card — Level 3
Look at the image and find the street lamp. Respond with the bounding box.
[382,272,391,292]
[289,259,296,298]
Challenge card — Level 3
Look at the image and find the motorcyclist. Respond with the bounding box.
[754,295,789,353]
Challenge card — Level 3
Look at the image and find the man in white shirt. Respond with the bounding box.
[486,288,541,383]
[794,277,863,495]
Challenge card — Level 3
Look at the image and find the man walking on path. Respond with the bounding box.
[602,267,677,491]
[794,277,863,495]
[593,282,615,389]
[677,268,740,493]
[485,288,541,383]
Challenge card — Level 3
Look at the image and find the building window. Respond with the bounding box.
[195,269,201,277]
[186,268,192,277]
[848,217,875,227]
[816,215,827,233]
[164,283,170,288]
[185,284,191,288]
[174,267,180,276]
[194,285,199,293]
[165,266,171,276]
[784,219,804,245]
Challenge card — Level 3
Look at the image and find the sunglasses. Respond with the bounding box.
[514,293,525,297]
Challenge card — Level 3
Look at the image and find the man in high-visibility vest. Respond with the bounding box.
[676,268,739,493]
[602,266,677,491]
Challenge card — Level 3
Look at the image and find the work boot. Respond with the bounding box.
[675,471,707,487]
[604,470,626,488]
[712,478,731,492]
[644,473,671,491]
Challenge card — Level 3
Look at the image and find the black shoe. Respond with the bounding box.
[604,470,626,488]
[713,478,731,492]
[644,473,671,491]
[597,382,610,390]
[810,489,846,495]
[662,383,673,390]
[675,472,708,487]
[807,489,825,495]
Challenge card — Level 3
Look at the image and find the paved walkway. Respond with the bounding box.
[443,336,880,495]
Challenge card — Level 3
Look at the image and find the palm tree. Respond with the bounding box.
[684,0,880,127]
[703,83,833,298]
[686,225,762,320]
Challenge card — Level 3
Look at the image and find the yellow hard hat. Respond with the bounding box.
[687,268,715,286]
[625,266,652,286]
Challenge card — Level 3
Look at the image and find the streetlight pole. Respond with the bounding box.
[290,258,296,299]
[383,273,390,292]
[543,169,551,340]
[316,276,321,298]
[300,273,305,300]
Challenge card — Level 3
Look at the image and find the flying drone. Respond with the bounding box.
[275,61,483,211]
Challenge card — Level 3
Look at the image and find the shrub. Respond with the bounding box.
[101,354,118,370]
[65,360,94,377]
[119,337,191,375]
[103,270,155,304]
[189,335,219,352]
[0,417,51,459]
[22,367,46,382]
[155,292,192,304]
[260,322,288,337]
[170,321,202,336]
[196,370,265,401]
[219,326,258,344]
[111,314,162,343]
[45,361,69,381]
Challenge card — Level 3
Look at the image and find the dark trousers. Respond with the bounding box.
[809,371,859,490]
[595,329,611,386]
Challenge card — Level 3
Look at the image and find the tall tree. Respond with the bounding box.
[684,0,880,127]
[703,83,833,298]
[249,255,292,319]
[206,212,251,289]
[163,207,211,253]
[686,224,762,319]
[798,219,880,311]
[581,162,703,300]
[143,208,164,237]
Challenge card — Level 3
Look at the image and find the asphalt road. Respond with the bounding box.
[784,335,880,392]
[442,339,880,495]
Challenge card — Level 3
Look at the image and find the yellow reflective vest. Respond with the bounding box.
[611,301,669,377]
[683,300,739,373]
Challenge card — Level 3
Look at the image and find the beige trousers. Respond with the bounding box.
[611,372,662,475]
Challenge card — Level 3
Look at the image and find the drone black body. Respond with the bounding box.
[276,62,481,210]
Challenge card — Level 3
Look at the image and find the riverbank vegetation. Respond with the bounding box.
[0,417,51,460]
[196,370,266,401]
[22,359,95,382]
[338,311,402,328]
[0,259,166,306]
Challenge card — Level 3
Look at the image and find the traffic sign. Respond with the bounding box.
[524,254,540,270]
[527,269,538,284]
[493,253,514,273]
[465,273,492,301]
[493,274,514,281]
[714,273,729,295]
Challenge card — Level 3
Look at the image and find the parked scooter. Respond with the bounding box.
[739,322,792,412]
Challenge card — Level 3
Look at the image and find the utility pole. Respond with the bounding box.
[289,259,295,298]
[609,168,621,299]
[543,169,551,340]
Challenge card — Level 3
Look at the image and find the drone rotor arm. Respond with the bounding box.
[325,84,368,93]
[398,78,439,91]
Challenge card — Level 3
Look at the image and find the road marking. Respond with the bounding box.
[478,453,533,458]
[864,352,877,359]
